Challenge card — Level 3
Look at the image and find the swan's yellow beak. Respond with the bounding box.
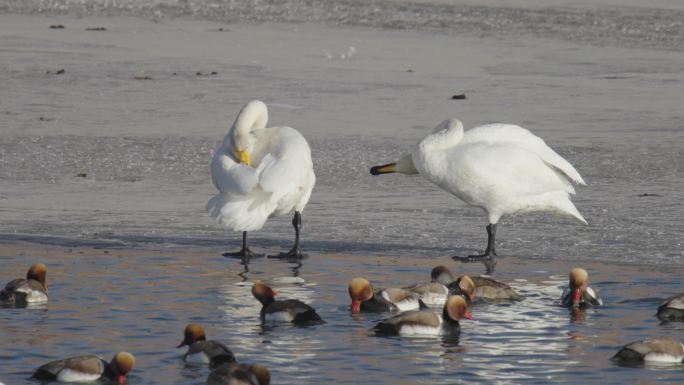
[236,149,251,166]
[370,163,397,175]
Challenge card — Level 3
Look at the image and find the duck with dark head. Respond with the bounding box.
[252,283,324,325]
[177,324,236,364]
[561,268,602,308]
[372,295,473,336]
[32,352,135,383]
[349,277,424,313]
[0,263,48,307]
[207,355,270,385]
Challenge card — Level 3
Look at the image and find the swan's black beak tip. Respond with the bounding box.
[370,163,397,175]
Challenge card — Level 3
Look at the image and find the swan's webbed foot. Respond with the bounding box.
[467,248,498,259]
[452,253,497,274]
[452,223,498,272]
[223,231,263,261]
[452,252,496,263]
[267,247,308,261]
[268,211,308,260]
[223,248,263,261]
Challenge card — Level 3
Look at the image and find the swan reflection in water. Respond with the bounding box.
[235,258,303,282]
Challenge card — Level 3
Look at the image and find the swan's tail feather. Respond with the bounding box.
[543,157,585,186]
[564,202,588,225]
[206,191,275,232]
[523,191,587,225]
[554,195,587,224]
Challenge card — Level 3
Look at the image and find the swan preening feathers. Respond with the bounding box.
[206,100,316,259]
[371,119,586,266]
[207,102,586,269]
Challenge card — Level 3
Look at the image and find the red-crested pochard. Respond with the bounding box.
[656,291,684,322]
[0,263,48,306]
[251,283,323,324]
[561,268,602,308]
[445,275,477,305]
[613,337,684,364]
[32,352,135,383]
[408,265,521,304]
[402,266,454,306]
[207,355,270,385]
[372,295,473,336]
[349,277,424,313]
[433,265,522,302]
[177,324,236,364]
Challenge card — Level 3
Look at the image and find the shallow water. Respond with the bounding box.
[0,248,683,384]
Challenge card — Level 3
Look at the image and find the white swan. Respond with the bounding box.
[370,119,586,264]
[206,100,316,259]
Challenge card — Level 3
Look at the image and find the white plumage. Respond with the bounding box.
[380,290,422,312]
[644,350,684,364]
[263,311,296,324]
[56,368,103,383]
[371,119,586,262]
[184,352,210,364]
[15,286,48,304]
[206,100,316,258]
[395,318,445,336]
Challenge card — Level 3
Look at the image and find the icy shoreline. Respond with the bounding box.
[0,14,682,265]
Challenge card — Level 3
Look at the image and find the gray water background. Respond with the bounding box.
[0,250,683,385]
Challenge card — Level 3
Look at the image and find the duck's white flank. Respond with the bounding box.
[56,369,102,383]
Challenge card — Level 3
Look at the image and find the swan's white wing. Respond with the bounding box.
[206,126,315,231]
[210,147,261,194]
[462,124,585,186]
[207,145,275,231]
[257,127,315,212]
[206,189,276,231]
[441,142,586,223]
[447,143,571,197]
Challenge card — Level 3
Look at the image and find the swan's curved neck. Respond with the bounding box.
[419,119,464,152]
[413,119,464,178]
[226,101,269,145]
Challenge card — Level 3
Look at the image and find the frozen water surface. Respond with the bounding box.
[0,1,683,384]
[0,14,681,264]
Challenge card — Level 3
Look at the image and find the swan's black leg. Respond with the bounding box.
[453,224,498,273]
[268,211,307,260]
[223,231,262,261]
